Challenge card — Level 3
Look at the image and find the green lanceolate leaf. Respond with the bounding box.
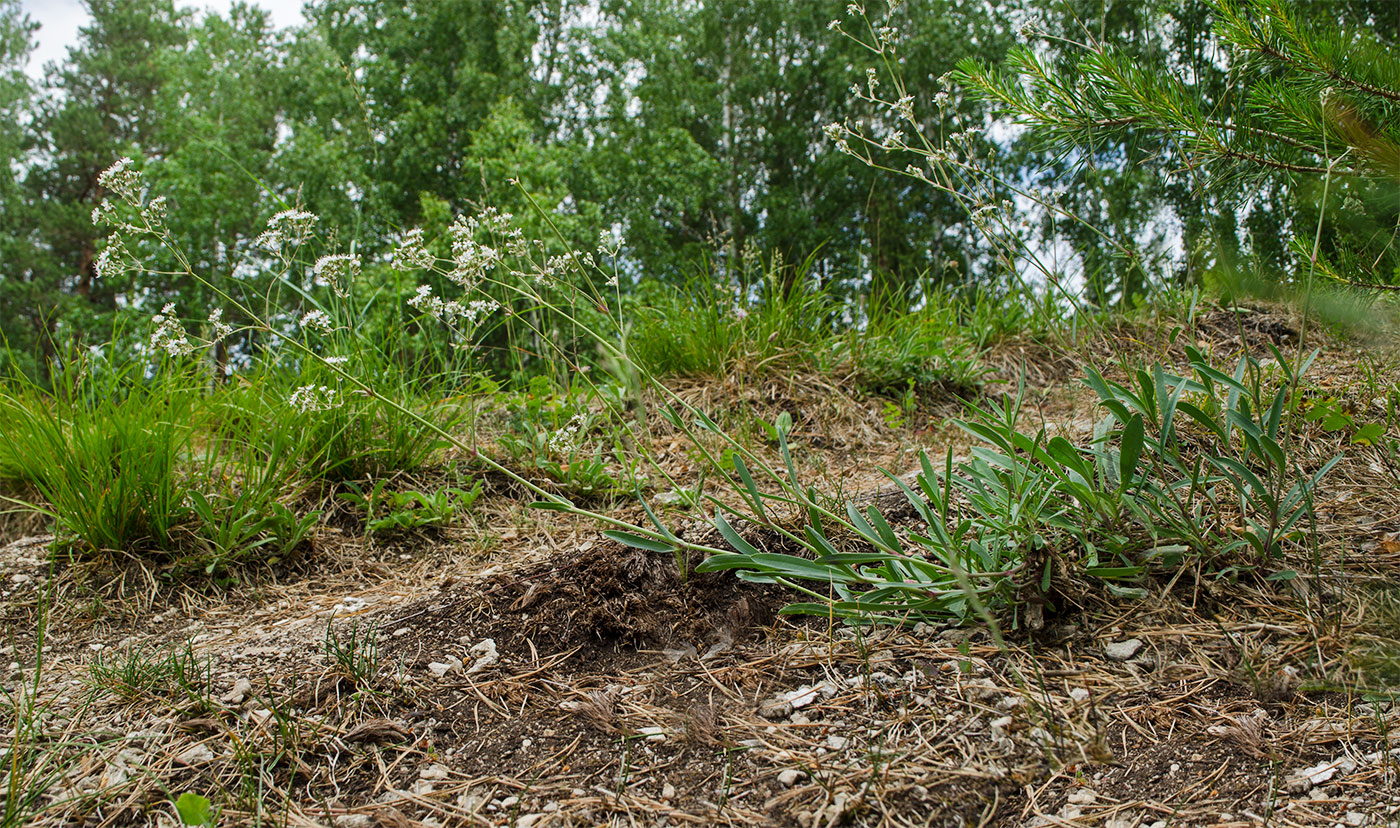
[604,530,676,553]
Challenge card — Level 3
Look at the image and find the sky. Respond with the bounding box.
[19,0,308,79]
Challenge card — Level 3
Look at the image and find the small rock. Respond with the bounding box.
[661,783,676,801]
[332,596,367,615]
[175,743,214,765]
[419,763,450,781]
[410,780,435,796]
[466,639,498,675]
[1067,789,1097,805]
[1103,639,1143,661]
[1069,688,1090,703]
[333,816,374,828]
[221,677,254,706]
[826,735,849,750]
[427,655,463,677]
[499,795,520,809]
[515,816,543,828]
[778,769,806,787]
[1345,812,1367,826]
[638,726,666,742]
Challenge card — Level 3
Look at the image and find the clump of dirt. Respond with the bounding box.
[1195,306,1299,350]
[381,541,789,669]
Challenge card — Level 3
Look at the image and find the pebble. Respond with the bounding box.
[175,743,214,765]
[1069,688,1090,703]
[466,639,498,674]
[420,763,450,781]
[499,795,520,809]
[661,783,676,800]
[427,655,463,677]
[1103,639,1144,661]
[826,734,849,750]
[778,769,806,787]
[638,726,666,742]
[221,677,254,705]
[1067,789,1097,805]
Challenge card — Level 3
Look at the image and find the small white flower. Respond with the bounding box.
[258,209,318,255]
[91,199,118,227]
[98,157,142,204]
[823,122,845,142]
[934,91,951,109]
[208,308,233,342]
[299,309,334,335]
[324,355,350,365]
[893,95,915,122]
[289,385,338,413]
[846,2,864,16]
[141,196,168,228]
[548,413,587,455]
[93,237,127,279]
[313,254,360,294]
[827,19,841,30]
[393,228,435,270]
[149,303,194,357]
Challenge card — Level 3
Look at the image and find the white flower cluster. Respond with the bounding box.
[548,412,587,455]
[150,303,194,357]
[1017,18,1042,43]
[299,309,334,335]
[892,95,914,122]
[93,237,128,280]
[98,157,142,203]
[289,385,338,413]
[255,209,318,255]
[208,308,233,342]
[393,228,435,271]
[447,210,521,288]
[407,285,500,326]
[141,196,168,229]
[313,253,360,295]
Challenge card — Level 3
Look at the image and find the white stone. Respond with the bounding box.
[1069,688,1090,703]
[778,769,806,787]
[175,743,214,765]
[221,678,254,705]
[466,639,498,675]
[1067,789,1096,805]
[826,734,849,750]
[427,655,463,677]
[1103,639,1143,661]
[420,763,450,781]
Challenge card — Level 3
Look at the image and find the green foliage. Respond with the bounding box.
[86,640,215,711]
[323,619,379,688]
[173,792,217,827]
[953,0,1400,289]
[496,376,621,496]
[337,479,482,534]
[624,258,990,397]
[686,347,1342,626]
